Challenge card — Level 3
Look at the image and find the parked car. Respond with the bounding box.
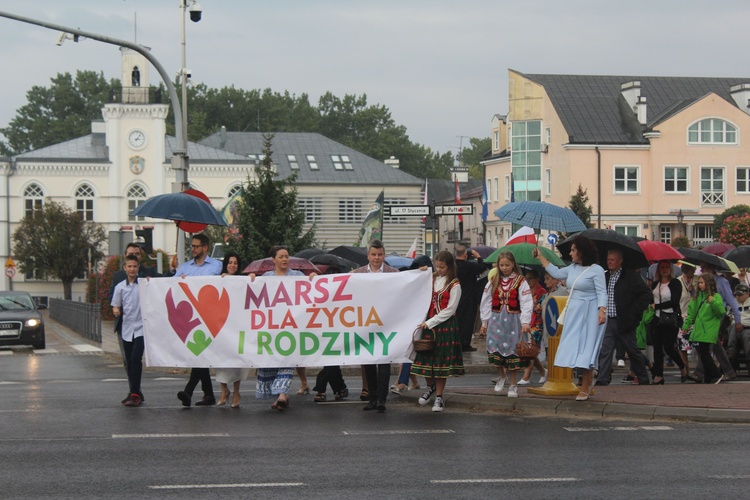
[0,291,46,350]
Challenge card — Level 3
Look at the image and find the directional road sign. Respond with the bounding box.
[384,205,431,217]
[434,204,474,216]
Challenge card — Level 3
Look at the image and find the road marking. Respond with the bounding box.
[149,483,305,490]
[112,433,230,439]
[343,429,455,436]
[709,475,750,479]
[71,344,103,352]
[102,378,128,382]
[33,348,58,354]
[0,351,13,356]
[432,478,578,484]
[153,377,183,381]
[0,381,21,385]
[564,426,673,432]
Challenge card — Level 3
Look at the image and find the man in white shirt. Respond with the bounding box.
[728,283,750,375]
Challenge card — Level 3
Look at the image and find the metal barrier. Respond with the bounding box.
[49,299,102,343]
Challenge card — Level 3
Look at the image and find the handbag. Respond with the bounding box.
[412,328,435,352]
[557,265,592,326]
[656,283,683,328]
[515,332,540,359]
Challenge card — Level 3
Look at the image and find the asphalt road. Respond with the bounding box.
[0,352,748,499]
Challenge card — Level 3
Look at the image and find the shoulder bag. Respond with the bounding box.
[556,266,592,326]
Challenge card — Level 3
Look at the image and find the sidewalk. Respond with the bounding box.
[46,314,750,423]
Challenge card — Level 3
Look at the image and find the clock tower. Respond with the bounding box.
[102,47,170,224]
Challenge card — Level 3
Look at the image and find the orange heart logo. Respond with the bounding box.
[178,282,230,338]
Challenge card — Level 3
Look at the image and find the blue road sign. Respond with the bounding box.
[547,233,558,246]
[544,298,560,338]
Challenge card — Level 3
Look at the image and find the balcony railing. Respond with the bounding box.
[701,191,724,205]
[108,86,164,105]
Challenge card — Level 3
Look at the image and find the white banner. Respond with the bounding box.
[139,270,432,368]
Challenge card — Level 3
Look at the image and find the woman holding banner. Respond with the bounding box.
[215,253,250,408]
[250,245,316,410]
[412,250,465,412]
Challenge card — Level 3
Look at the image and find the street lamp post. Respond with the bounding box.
[677,209,685,237]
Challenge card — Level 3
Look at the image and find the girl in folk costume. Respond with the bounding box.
[413,251,465,412]
[480,251,533,398]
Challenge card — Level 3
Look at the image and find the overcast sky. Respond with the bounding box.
[1,1,749,156]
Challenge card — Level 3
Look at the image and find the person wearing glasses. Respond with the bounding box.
[174,233,223,407]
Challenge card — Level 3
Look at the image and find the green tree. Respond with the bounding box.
[225,134,316,263]
[569,184,593,229]
[714,204,750,239]
[460,137,491,180]
[0,71,118,155]
[12,200,107,300]
[718,214,750,246]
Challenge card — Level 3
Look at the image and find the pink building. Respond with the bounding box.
[483,70,750,247]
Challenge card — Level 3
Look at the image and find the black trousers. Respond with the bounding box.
[184,368,214,397]
[695,342,721,383]
[313,366,347,394]
[123,336,144,395]
[652,322,685,377]
[364,364,390,402]
[457,298,478,347]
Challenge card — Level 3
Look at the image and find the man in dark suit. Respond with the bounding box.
[352,239,399,413]
[454,244,492,352]
[107,242,160,374]
[596,249,652,386]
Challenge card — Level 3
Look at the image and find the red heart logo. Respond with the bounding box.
[178,282,230,338]
[165,289,202,343]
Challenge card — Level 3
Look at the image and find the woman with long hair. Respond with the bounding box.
[682,273,726,384]
[479,251,533,398]
[412,250,464,412]
[651,259,688,384]
[533,235,607,401]
[214,252,250,408]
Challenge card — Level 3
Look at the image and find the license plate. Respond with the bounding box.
[0,329,19,337]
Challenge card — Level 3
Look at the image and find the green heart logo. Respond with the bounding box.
[186,329,212,356]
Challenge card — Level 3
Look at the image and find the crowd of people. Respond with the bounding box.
[109,233,746,412]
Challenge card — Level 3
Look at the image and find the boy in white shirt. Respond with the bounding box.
[111,255,145,407]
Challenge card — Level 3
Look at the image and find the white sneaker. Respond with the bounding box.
[617,359,625,368]
[491,377,499,384]
[494,377,507,393]
[432,396,445,412]
[517,378,531,385]
[507,385,518,398]
[539,369,548,384]
[418,386,436,406]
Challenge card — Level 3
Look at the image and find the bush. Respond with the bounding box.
[718,214,750,247]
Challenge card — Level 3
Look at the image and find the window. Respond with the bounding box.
[227,184,242,198]
[545,169,551,196]
[338,199,362,223]
[700,167,724,205]
[614,225,638,237]
[287,154,299,170]
[545,127,551,147]
[331,155,353,170]
[127,184,148,221]
[737,167,750,193]
[688,118,737,144]
[500,176,506,201]
[614,166,639,193]
[24,183,44,217]
[247,154,266,163]
[75,184,95,221]
[659,226,672,244]
[693,224,713,244]
[510,120,542,201]
[384,198,407,225]
[306,155,319,170]
[664,166,688,193]
[298,198,322,223]
[24,258,46,281]
[493,131,499,150]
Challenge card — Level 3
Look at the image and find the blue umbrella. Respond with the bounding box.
[385,255,414,269]
[131,192,227,226]
[494,200,586,234]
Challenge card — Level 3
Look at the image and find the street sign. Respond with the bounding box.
[4,257,15,268]
[5,267,16,278]
[384,205,431,216]
[547,233,559,245]
[434,205,474,216]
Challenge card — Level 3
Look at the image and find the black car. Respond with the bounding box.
[0,291,46,350]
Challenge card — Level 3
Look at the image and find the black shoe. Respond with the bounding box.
[594,380,609,386]
[462,346,478,352]
[622,375,635,382]
[334,388,349,401]
[376,400,386,413]
[121,393,132,405]
[177,391,191,407]
[195,395,216,406]
[363,400,378,411]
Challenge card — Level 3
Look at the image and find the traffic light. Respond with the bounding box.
[135,228,153,254]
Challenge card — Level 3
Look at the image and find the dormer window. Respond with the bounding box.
[331,155,353,170]
[307,154,319,170]
[688,118,737,144]
[287,154,299,170]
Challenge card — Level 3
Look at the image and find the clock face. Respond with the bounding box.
[128,130,146,149]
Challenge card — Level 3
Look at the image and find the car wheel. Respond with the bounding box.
[33,337,45,350]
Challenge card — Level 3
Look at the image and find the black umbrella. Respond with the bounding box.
[558,228,648,269]
[295,248,326,259]
[723,246,750,268]
[130,192,226,226]
[678,247,739,273]
[310,253,358,272]
[328,245,369,266]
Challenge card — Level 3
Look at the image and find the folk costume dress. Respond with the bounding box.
[411,276,465,378]
[480,273,533,369]
[255,269,303,399]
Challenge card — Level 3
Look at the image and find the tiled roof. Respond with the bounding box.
[165,136,248,162]
[520,71,750,144]
[199,132,421,186]
[15,134,108,161]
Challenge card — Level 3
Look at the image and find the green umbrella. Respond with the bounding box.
[486,242,565,267]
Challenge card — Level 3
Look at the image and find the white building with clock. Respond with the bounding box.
[0,48,423,301]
